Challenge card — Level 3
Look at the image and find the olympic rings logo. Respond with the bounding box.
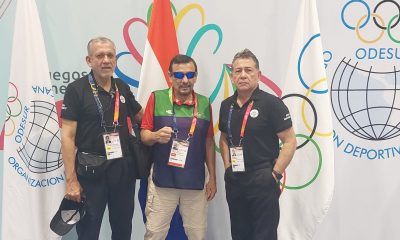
[279,33,333,192]
[5,82,23,137]
[341,0,400,43]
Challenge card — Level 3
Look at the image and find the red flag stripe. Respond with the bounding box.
[147,0,179,86]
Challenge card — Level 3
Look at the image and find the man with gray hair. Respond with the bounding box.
[61,37,143,239]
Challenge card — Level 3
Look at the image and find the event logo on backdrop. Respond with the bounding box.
[5,82,64,187]
[113,1,282,137]
[328,0,400,160]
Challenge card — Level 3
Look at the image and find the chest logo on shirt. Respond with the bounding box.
[166,109,173,115]
[250,109,259,118]
[120,95,126,103]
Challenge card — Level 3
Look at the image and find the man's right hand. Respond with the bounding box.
[156,126,173,144]
[65,178,82,202]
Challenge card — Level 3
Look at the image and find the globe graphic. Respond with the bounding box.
[17,100,63,173]
[330,57,400,140]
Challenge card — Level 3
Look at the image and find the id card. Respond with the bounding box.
[103,132,123,160]
[168,139,189,168]
[230,146,245,172]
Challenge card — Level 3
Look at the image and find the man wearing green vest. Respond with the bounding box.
[140,54,217,240]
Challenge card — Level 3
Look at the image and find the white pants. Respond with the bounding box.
[144,167,208,240]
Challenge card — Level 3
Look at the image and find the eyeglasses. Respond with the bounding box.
[171,71,197,80]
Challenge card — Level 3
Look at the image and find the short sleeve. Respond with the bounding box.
[141,93,155,131]
[61,84,80,121]
[126,86,142,117]
[270,97,292,133]
[218,101,227,133]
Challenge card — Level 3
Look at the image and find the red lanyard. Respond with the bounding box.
[240,101,253,138]
[169,88,198,139]
[88,74,120,128]
[112,85,120,126]
[227,100,253,146]
[188,94,198,137]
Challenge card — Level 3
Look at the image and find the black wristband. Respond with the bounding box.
[272,169,283,181]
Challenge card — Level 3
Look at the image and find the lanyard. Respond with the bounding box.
[168,88,198,140]
[227,100,254,146]
[88,74,120,131]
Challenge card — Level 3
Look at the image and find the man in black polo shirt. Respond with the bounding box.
[219,49,297,240]
[61,37,143,240]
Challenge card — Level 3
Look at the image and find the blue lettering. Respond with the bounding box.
[332,130,344,148]
[394,146,400,155]
[353,146,361,157]
[379,48,385,59]
[8,157,16,164]
[15,135,22,143]
[377,149,384,159]
[367,149,377,160]
[356,48,366,59]
[360,148,368,158]
[41,179,47,187]
[15,106,29,143]
[369,48,377,59]
[344,143,354,153]
[355,48,400,60]
[32,86,54,97]
[387,48,393,59]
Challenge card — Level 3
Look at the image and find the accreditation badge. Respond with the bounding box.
[102,132,123,160]
[168,138,189,168]
[230,146,245,172]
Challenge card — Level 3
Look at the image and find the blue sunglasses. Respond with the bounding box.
[171,71,197,79]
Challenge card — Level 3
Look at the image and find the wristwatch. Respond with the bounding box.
[272,169,283,181]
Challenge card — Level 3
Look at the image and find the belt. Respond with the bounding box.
[242,161,273,172]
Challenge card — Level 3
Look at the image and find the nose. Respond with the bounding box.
[239,69,248,78]
[181,76,189,83]
[103,55,111,62]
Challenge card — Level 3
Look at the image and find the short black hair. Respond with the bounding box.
[168,54,198,72]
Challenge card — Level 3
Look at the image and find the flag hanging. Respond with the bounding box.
[137,0,179,105]
[2,0,65,239]
[137,1,187,239]
[278,0,335,239]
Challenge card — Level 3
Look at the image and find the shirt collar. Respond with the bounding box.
[89,71,116,94]
[172,88,196,106]
[232,86,262,106]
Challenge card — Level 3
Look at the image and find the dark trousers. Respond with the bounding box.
[76,157,136,240]
[225,166,280,240]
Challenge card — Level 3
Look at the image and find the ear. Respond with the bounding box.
[86,56,92,68]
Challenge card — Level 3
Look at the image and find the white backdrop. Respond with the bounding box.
[1,0,399,240]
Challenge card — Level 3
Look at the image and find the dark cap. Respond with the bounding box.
[50,196,86,236]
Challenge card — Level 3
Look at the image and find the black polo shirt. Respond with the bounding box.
[61,73,142,156]
[219,87,292,168]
